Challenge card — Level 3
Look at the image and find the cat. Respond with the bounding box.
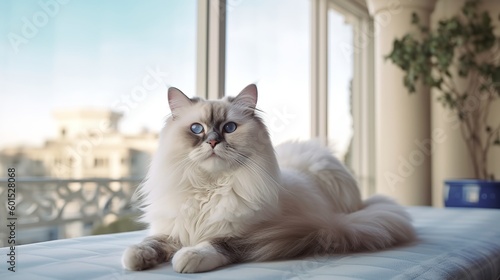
[121,84,415,273]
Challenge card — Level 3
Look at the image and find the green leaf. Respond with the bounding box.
[491,66,500,84]
[386,1,499,102]
[411,12,419,25]
[458,112,465,120]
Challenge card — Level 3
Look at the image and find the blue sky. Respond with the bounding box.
[0,0,352,155]
[0,0,196,147]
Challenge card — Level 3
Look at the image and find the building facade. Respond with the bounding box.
[0,109,159,246]
[0,108,159,179]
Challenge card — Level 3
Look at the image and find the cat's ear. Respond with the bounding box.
[233,84,258,109]
[168,87,192,115]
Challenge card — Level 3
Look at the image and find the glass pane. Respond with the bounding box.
[327,9,354,166]
[226,0,311,145]
[0,0,196,154]
[0,0,196,244]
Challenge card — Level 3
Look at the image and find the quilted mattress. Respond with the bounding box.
[1,206,500,280]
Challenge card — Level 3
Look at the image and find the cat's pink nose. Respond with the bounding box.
[208,139,219,148]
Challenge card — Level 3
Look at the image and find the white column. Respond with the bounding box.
[367,0,436,205]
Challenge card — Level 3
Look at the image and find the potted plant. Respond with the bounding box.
[386,0,500,208]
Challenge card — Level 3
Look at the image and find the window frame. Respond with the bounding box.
[196,0,375,197]
[196,0,226,99]
[311,0,375,197]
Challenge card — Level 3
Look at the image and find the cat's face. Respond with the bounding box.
[166,84,270,173]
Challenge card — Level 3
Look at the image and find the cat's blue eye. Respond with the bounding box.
[223,122,237,133]
[190,123,204,134]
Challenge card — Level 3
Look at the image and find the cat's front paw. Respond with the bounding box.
[172,242,228,273]
[122,244,160,271]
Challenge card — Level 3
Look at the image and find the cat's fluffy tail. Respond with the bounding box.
[241,195,415,261]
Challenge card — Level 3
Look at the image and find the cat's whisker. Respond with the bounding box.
[233,151,284,191]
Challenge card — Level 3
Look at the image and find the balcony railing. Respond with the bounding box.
[0,177,143,246]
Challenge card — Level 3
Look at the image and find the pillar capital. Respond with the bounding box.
[367,0,437,16]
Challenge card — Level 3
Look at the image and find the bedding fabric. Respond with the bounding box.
[1,207,500,280]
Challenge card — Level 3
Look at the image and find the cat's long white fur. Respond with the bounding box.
[138,102,282,245]
[124,85,415,273]
[228,141,414,261]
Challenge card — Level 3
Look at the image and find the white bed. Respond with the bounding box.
[1,206,500,280]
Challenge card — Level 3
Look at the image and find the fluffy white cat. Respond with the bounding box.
[121,84,415,273]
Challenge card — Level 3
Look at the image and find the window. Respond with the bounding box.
[0,0,196,149]
[94,158,108,168]
[2,1,375,196]
[311,0,375,197]
[199,0,374,196]
[0,1,197,180]
[327,8,354,163]
[225,0,311,145]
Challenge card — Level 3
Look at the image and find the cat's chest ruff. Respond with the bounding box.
[180,180,254,222]
[170,178,256,245]
[181,184,231,217]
